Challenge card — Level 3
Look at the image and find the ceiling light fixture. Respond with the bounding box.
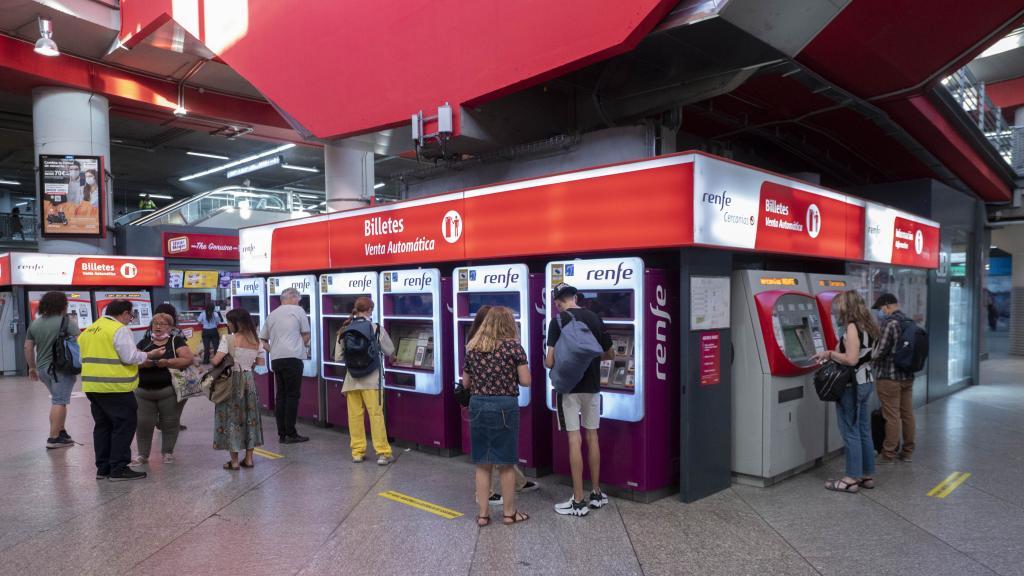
[281,163,319,173]
[0,179,20,186]
[179,143,296,181]
[15,202,29,207]
[186,151,231,160]
[138,193,174,200]
[34,18,59,57]
[374,182,385,189]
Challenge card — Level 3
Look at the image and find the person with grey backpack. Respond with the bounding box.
[26,292,81,449]
[545,283,613,517]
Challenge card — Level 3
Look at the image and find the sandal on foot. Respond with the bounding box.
[240,460,254,468]
[223,461,240,470]
[503,510,530,525]
[859,478,875,489]
[825,478,860,493]
[476,515,491,527]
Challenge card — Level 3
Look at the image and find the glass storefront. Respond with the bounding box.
[947,231,973,388]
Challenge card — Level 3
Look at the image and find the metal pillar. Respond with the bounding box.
[324,140,374,212]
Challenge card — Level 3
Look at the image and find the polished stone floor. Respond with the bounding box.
[1,356,1022,576]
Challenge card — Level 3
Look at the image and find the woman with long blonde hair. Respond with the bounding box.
[813,290,880,493]
[463,306,531,527]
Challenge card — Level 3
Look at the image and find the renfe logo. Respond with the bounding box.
[403,272,432,289]
[119,263,138,279]
[806,204,821,239]
[586,261,634,286]
[348,275,373,290]
[649,284,670,381]
[482,268,519,288]
[702,190,731,211]
[167,236,189,254]
[242,280,259,292]
[289,279,311,291]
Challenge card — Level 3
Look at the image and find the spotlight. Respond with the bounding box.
[34,18,59,57]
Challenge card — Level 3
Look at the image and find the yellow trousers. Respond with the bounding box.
[346,389,391,458]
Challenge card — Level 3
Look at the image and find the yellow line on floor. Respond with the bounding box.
[253,448,284,460]
[928,471,971,498]
[378,490,463,519]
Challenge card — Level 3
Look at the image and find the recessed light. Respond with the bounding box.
[281,163,319,173]
[179,144,296,181]
[187,151,231,160]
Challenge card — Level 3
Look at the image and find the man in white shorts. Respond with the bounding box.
[545,283,613,517]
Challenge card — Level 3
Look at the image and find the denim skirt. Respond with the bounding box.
[468,395,519,465]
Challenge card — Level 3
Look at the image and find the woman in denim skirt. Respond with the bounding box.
[813,290,880,493]
[463,306,531,526]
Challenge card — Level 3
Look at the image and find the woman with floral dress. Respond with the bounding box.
[211,308,265,470]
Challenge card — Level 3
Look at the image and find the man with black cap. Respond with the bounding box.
[545,283,614,517]
[871,293,915,464]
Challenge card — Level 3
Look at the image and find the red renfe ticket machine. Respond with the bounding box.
[267,274,321,423]
[807,273,862,455]
[731,270,827,484]
[380,268,458,452]
[453,263,550,472]
[319,271,378,429]
[232,277,272,410]
[545,257,678,496]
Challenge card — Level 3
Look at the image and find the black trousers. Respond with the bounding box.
[86,391,138,474]
[272,358,304,437]
[201,328,221,364]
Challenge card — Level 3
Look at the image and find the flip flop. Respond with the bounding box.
[223,461,240,470]
[240,460,254,468]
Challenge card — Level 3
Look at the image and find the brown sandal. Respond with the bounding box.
[859,478,875,489]
[223,461,240,470]
[825,478,859,493]
[503,510,529,524]
[476,515,491,527]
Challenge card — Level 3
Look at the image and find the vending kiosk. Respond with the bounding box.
[267,274,321,423]
[545,257,678,497]
[807,273,860,456]
[232,277,272,410]
[95,290,154,343]
[453,263,551,473]
[28,291,94,329]
[320,272,378,428]
[380,268,458,452]
[731,270,827,484]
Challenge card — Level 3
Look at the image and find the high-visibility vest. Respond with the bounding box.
[79,317,139,393]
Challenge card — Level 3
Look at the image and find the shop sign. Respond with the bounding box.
[9,253,165,286]
[162,232,239,260]
[863,203,939,268]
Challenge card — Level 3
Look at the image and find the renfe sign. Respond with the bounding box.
[3,253,165,286]
[239,151,940,274]
[162,232,239,260]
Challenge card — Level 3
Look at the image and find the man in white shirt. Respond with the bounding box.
[261,288,311,443]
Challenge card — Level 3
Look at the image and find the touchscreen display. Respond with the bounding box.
[577,290,634,320]
[236,296,260,315]
[325,294,363,316]
[466,293,520,315]
[390,294,434,316]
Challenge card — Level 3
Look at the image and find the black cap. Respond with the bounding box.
[871,293,898,310]
[552,283,578,301]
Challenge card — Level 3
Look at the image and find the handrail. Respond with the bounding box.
[130,186,325,227]
[940,67,1019,173]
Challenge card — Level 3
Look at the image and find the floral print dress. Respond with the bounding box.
[213,335,264,451]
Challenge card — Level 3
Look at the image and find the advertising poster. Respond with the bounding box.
[184,270,220,289]
[28,291,95,329]
[39,155,104,237]
[167,270,184,288]
[94,290,152,341]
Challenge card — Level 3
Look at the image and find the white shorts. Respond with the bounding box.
[557,393,600,432]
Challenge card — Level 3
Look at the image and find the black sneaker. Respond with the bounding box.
[282,434,310,444]
[58,430,72,441]
[96,471,110,480]
[521,481,540,493]
[588,491,609,509]
[108,467,147,481]
[178,424,187,431]
[554,497,590,517]
[46,436,74,449]
[488,493,503,506]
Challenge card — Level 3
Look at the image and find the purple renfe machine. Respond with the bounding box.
[454,263,551,474]
[231,277,273,411]
[546,257,679,499]
[267,274,321,423]
[319,271,379,429]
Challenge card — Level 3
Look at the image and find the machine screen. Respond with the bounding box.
[324,294,364,316]
[771,293,823,364]
[577,290,634,320]
[781,326,813,358]
[298,295,310,314]
[465,293,520,315]
[236,296,260,315]
[600,327,636,392]
[391,294,434,316]
[388,321,435,369]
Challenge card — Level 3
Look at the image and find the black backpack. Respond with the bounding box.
[340,318,381,378]
[893,317,928,373]
[50,316,81,376]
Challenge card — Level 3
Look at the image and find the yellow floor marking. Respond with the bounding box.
[253,448,284,460]
[928,471,971,499]
[378,490,464,519]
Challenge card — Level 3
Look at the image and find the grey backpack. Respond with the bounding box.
[551,311,604,394]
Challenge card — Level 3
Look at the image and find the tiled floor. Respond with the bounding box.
[1,355,1021,576]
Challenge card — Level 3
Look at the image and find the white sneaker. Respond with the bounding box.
[588,491,609,509]
[131,455,148,465]
[162,453,175,464]
[353,455,365,463]
[377,455,392,466]
[554,497,589,516]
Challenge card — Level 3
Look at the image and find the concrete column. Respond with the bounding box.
[1015,107,1024,126]
[324,140,374,212]
[32,87,113,254]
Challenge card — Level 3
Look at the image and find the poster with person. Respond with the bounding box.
[39,155,104,237]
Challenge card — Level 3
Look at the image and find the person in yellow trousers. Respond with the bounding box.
[79,300,164,481]
[334,296,394,466]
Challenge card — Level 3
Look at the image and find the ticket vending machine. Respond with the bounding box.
[380,268,458,452]
[267,275,320,423]
[807,273,858,456]
[453,263,551,473]
[731,270,827,484]
[545,257,678,497]
[232,278,272,410]
[320,272,378,429]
